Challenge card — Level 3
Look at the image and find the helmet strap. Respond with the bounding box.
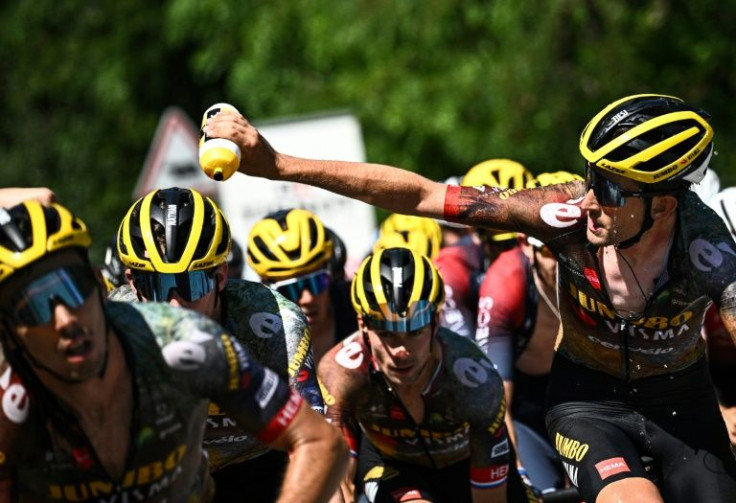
[616,197,654,250]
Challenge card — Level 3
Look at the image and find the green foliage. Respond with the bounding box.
[1,0,735,259]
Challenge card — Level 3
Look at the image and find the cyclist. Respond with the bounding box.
[0,200,348,502]
[110,188,325,502]
[705,187,736,447]
[206,93,736,502]
[319,247,536,503]
[433,160,536,341]
[476,171,583,494]
[247,208,357,364]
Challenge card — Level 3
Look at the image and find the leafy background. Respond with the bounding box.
[1,0,734,260]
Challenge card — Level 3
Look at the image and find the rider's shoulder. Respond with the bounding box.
[107,283,138,302]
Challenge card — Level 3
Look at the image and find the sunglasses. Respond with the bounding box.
[362,300,435,333]
[585,165,650,207]
[7,265,97,326]
[269,270,330,303]
[131,269,216,302]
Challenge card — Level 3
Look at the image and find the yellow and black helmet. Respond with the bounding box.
[461,159,535,191]
[117,187,231,273]
[527,170,584,188]
[0,201,92,284]
[247,208,334,281]
[351,247,444,332]
[580,94,714,185]
[374,214,442,260]
[461,159,534,242]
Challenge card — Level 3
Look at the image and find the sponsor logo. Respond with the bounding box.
[161,329,212,371]
[568,282,693,328]
[489,399,506,434]
[369,423,468,445]
[540,202,583,229]
[562,461,578,487]
[389,406,405,421]
[583,267,601,290]
[335,338,364,370]
[491,438,509,457]
[318,379,335,406]
[48,445,186,501]
[288,333,311,378]
[272,392,302,429]
[471,464,509,485]
[220,336,239,390]
[256,368,279,409]
[249,312,283,339]
[596,457,630,480]
[453,357,493,388]
[1,367,29,424]
[598,162,626,174]
[588,336,675,355]
[610,109,630,124]
[203,434,253,444]
[689,239,736,272]
[555,432,589,462]
[166,204,177,225]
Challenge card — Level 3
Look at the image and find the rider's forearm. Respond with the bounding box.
[277,421,349,502]
[275,153,448,218]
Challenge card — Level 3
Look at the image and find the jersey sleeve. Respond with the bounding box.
[443,182,587,246]
[476,249,527,380]
[278,302,325,415]
[154,306,303,444]
[455,347,512,490]
[317,334,368,458]
[0,363,28,485]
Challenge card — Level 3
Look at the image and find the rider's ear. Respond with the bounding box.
[651,195,678,220]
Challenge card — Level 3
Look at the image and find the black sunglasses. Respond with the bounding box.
[585,165,650,207]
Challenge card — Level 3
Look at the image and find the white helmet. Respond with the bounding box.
[707,187,736,238]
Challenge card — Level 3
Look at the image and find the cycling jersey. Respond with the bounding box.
[445,182,736,380]
[445,182,736,497]
[0,300,301,502]
[109,279,323,471]
[476,247,538,380]
[319,328,512,490]
[434,237,485,338]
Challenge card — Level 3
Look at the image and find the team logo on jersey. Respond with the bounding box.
[539,202,583,229]
[555,432,589,462]
[1,366,29,424]
[249,311,284,339]
[453,357,493,388]
[689,238,736,272]
[335,337,364,370]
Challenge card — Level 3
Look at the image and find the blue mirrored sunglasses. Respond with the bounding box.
[269,270,330,303]
[131,269,215,302]
[11,265,97,326]
[585,165,649,207]
[362,300,435,333]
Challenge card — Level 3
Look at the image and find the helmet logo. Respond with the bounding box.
[391,267,404,287]
[610,109,630,126]
[166,204,177,225]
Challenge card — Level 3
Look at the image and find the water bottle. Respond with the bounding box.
[199,103,242,181]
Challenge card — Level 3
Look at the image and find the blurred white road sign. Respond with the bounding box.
[218,112,377,279]
[133,107,221,199]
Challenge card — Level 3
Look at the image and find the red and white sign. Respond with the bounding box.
[133,107,220,199]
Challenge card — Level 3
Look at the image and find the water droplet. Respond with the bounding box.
[672,411,677,416]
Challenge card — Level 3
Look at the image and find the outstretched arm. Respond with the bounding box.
[269,400,350,503]
[205,112,447,218]
[0,187,56,207]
